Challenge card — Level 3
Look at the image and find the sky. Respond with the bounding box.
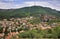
[0,0,60,11]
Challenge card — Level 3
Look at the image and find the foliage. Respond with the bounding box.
[0,6,60,19]
[17,26,60,38]
[30,18,41,24]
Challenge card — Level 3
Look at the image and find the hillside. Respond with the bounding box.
[0,6,60,19]
[0,6,60,39]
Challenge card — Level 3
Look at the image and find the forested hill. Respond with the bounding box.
[0,6,60,19]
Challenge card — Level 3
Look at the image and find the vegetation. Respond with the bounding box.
[0,6,60,19]
[17,26,60,38]
[0,6,60,39]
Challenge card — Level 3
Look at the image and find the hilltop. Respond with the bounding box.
[0,6,60,19]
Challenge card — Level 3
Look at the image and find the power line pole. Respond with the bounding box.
[28,0,36,17]
[34,0,36,6]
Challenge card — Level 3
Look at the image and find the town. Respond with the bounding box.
[0,15,60,39]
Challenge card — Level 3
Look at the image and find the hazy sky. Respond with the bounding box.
[0,0,60,11]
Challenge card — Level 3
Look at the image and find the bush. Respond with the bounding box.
[17,26,60,38]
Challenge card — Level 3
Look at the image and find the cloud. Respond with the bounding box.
[0,1,15,9]
[24,1,60,11]
[0,0,60,11]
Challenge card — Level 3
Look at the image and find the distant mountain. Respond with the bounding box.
[0,6,60,19]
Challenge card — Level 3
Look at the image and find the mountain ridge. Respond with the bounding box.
[0,6,60,19]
